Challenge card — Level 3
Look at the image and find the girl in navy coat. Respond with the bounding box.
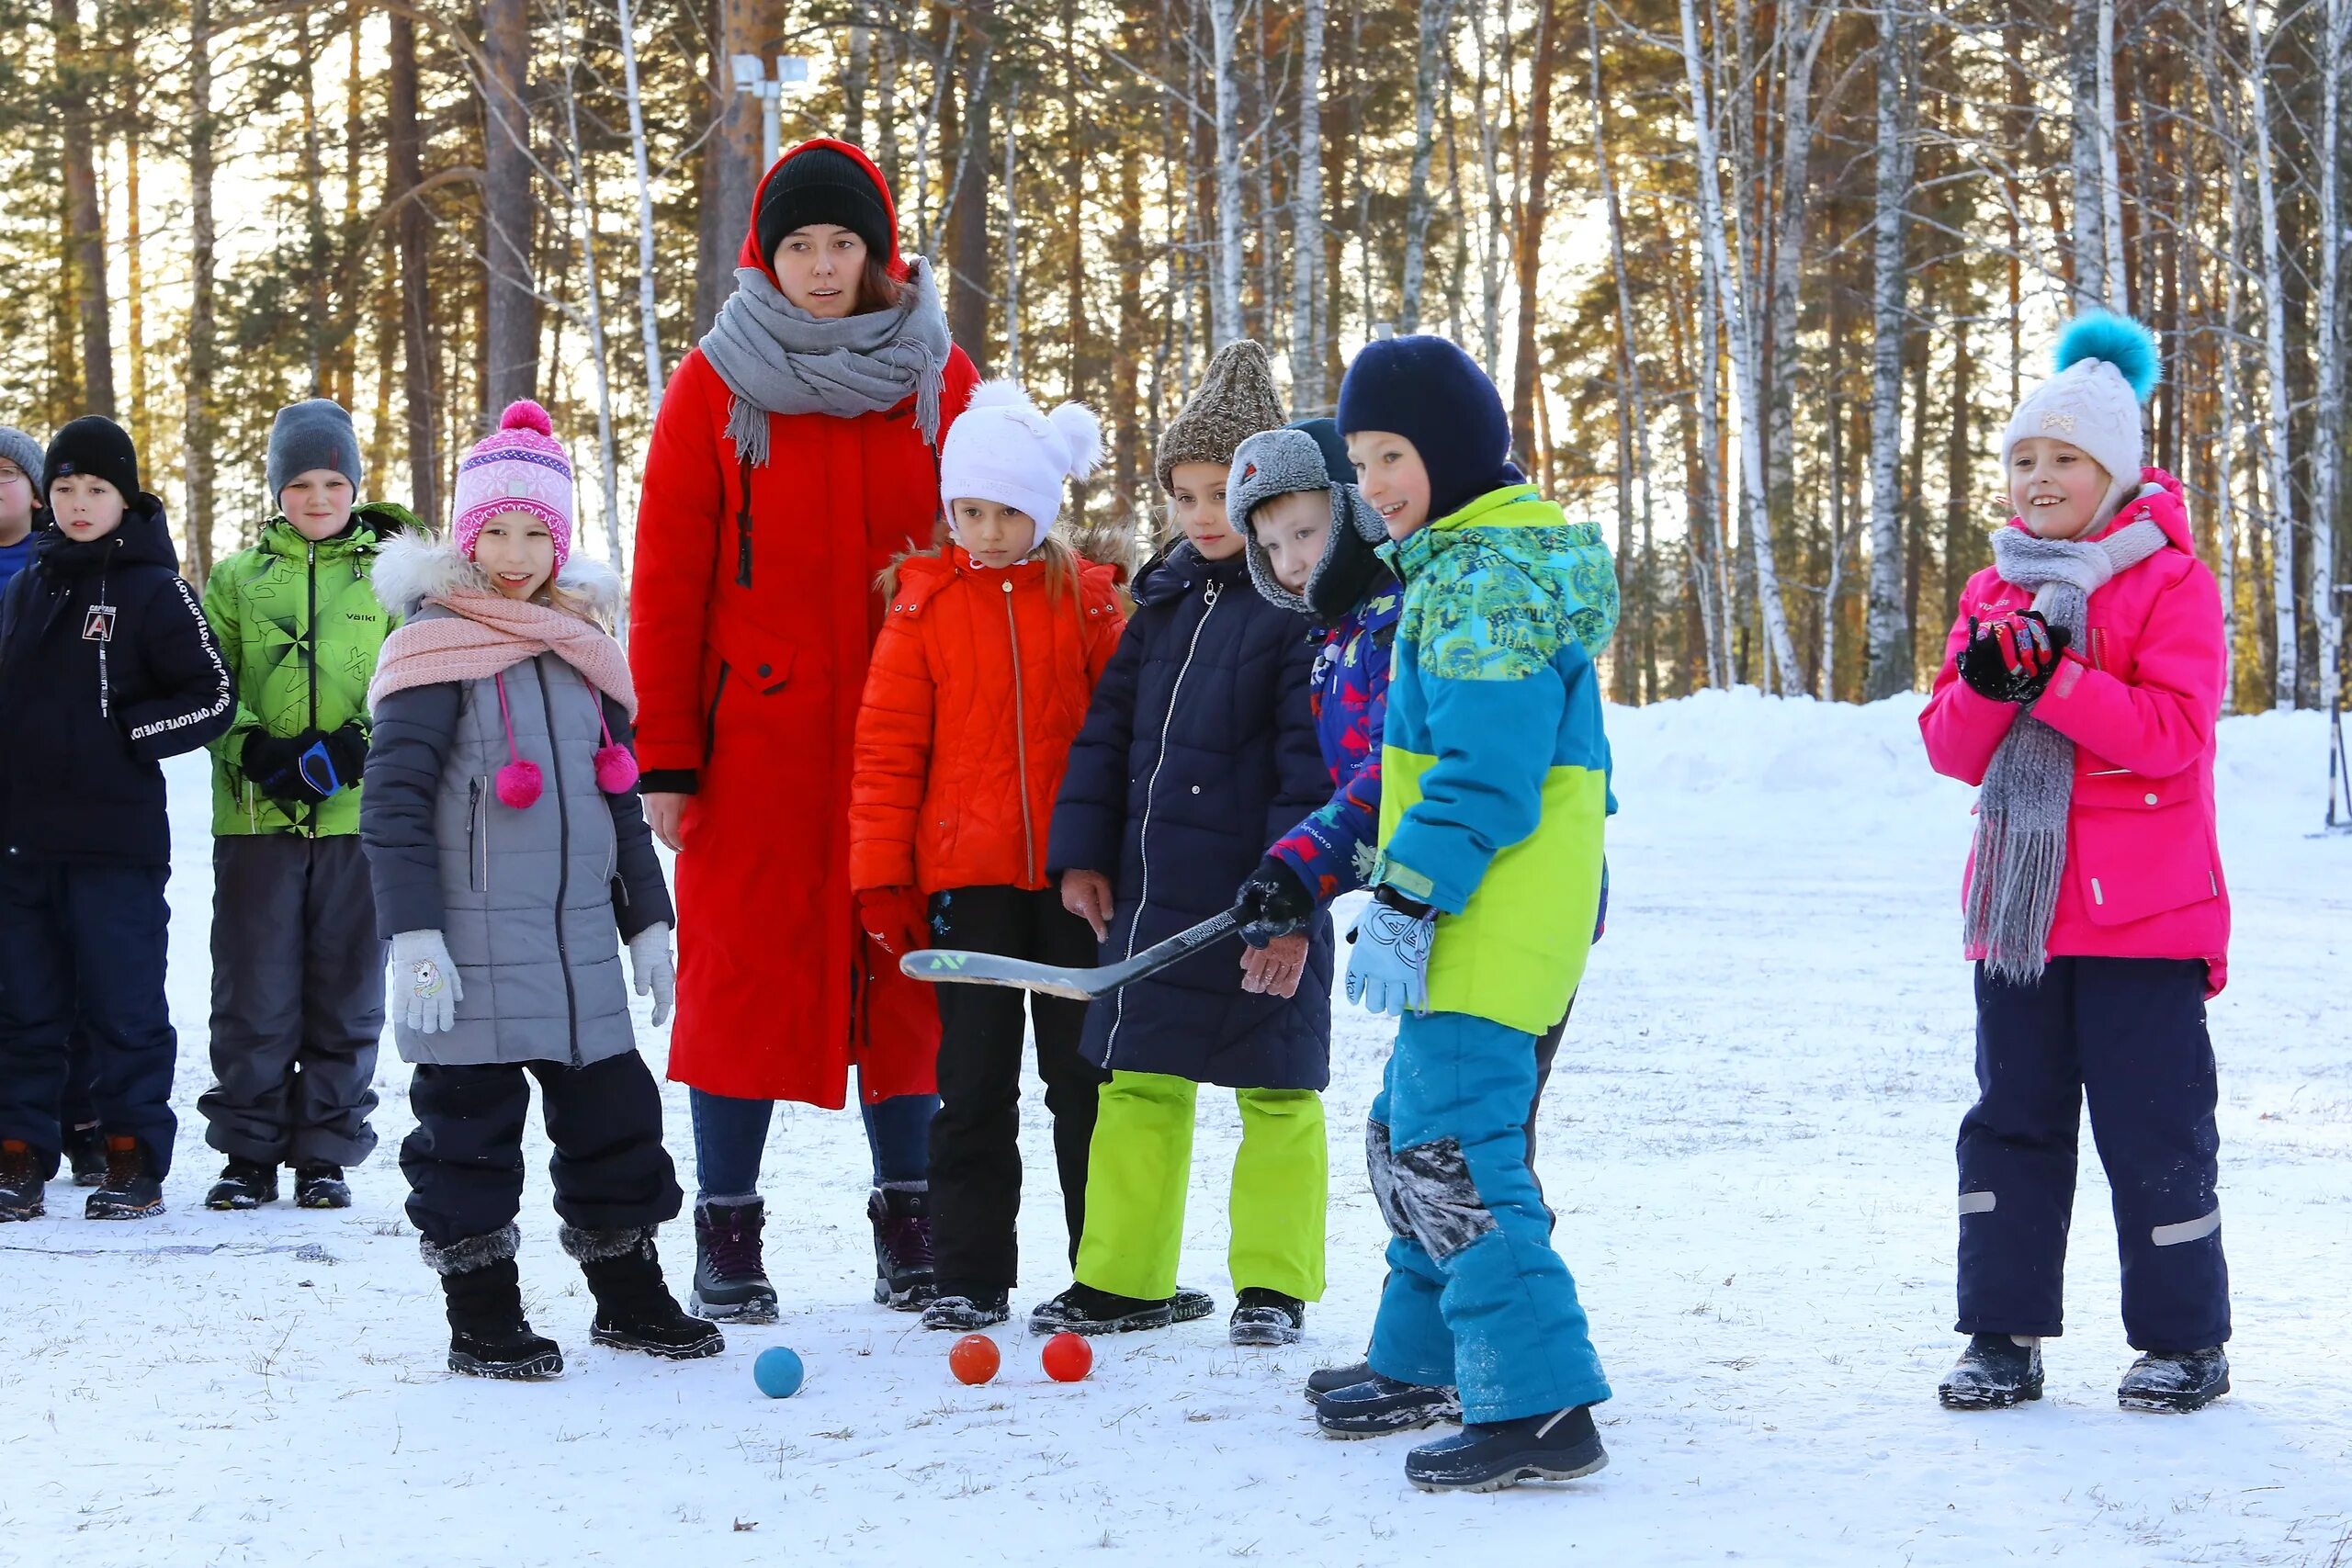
[1033,342,1333,1347]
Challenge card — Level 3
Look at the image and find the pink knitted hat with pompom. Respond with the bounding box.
[452,400,575,571]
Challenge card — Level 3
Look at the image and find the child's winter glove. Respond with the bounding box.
[322,721,369,790]
[856,886,932,957]
[1235,857,1315,948]
[1345,886,1435,1018]
[390,929,463,1034]
[1959,610,2072,705]
[628,920,675,1027]
[242,730,315,803]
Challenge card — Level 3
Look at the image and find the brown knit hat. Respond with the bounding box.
[1155,340,1285,493]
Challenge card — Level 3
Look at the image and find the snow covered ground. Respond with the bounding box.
[6,692,2348,1567]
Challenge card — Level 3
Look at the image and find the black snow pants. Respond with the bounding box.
[0,859,178,1177]
[198,834,386,1167]
[1955,956,2231,1352]
[924,885,1110,1295]
[400,1049,684,1249]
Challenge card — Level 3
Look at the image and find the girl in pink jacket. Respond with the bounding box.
[1918,314,2230,1418]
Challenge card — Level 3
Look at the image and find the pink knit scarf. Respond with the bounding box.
[369,588,637,718]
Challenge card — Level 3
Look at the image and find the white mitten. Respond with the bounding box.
[628,921,675,1027]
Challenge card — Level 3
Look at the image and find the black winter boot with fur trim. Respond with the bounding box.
[561,1224,724,1360]
[423,1224,563,1381]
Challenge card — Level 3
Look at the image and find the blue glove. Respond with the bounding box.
[1345,893,1435,1017]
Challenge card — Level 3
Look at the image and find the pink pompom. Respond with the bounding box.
[500,399,555,437]
[495,759,544,809]
[594,743,640,795]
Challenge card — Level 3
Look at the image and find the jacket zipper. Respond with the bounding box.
[467,777,487,891]
[304,542,319,838]
[1002,580,1035,882]
[1105,577,1221,1064]
[536,660,582,1066]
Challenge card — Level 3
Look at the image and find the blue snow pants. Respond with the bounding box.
[1364,1010,1611,1424]
[1956,956,2230,1352]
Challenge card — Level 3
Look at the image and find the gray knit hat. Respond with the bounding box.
[0,425,42,491]
[1155,340,1284,493]
[1229,427,1386,616]
[266,399,363,502]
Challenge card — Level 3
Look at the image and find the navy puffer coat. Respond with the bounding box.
[1046,541,1333,1090]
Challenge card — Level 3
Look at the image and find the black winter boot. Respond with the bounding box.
[85,1136,164,1220]
[63,1123,105,1187]
[424,1224,563,1381]
[1028,1281,1175,1336]
[0,1139,44,1221]
[2118,1348,2230,1413]
[690,1200,778,1324]
[1228,1287,1306,1347]
[1405,1404,1608,1492]
[562,1224,725,1359]
[1314,1372,1464,1438]
[205,1157,278,1210]
[868,1186,936,1310]
[294,1164,352,1210]
[922,1286,1012,1331]
[1306,1359,1374,1403]
[1938,1334,2045,1410]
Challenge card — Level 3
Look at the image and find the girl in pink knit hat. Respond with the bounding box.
[358,400,716,1382]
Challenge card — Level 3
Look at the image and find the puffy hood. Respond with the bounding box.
[740,138,906,285]
[33,491,180,577]
[370,531,623,624]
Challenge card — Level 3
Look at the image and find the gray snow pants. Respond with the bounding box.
[198,834,386,1167]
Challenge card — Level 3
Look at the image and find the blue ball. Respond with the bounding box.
[753,1346,805,1399]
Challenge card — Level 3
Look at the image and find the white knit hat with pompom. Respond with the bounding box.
[938,381,1102,556]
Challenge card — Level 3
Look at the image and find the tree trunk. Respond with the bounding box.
[184,0,217,581]
[1766,0,1827,591]
[297,6,328,395]
[1864,3,1916,700]
[616,0,666,412]
[1589,0,1656,702]
[124,41,145,457]
[1206,0,1245,344]
[2067,0,2106,310]
[55,0,114,416]
[557,1,623,580]
[482,0,539,412]
[2247,0,2299,707]
[1397,0,1458,334]
[942,6,997,369]
[2216,186,2245,713]
[1510,0,1560,467]
[388,12,438,527]
[1289,0,1325,408]
[1114,140,1144,509]
[846,24,871,150]
[697,0,771,337]
[2095,0,2127,311]
[1469,0,1510,377]
[2315,0,2346,711]
[1002,86,1020,381]
[1943,316,1976,626]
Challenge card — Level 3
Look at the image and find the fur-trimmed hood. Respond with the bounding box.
[371,531,623,624]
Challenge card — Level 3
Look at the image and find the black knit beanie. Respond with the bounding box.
[43,414,141,503]
[1337,335,1523,521]
[755,145,893,270]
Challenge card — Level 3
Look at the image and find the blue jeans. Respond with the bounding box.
[1365,1010,1611,1425]
[689,1082,937,1202]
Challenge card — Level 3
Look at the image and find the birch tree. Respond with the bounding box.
[615,0,664,412]
[1289,0,1325,406]
[184,0,218,581]
[1864,1,1917,700]
[1206,0,1244,344]
[1397,0,1459,333]
[2246,0,2298,706]
[2316,0,2346,710]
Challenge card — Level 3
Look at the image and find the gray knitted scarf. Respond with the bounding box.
[1963,515,2168,982]
[698,256,951,466]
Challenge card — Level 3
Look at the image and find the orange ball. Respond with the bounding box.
[948,1334,1001,1385]
[1041,1331,1092,1382]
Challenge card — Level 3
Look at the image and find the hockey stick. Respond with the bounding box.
[899,904,1246,1000]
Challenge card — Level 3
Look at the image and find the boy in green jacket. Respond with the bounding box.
[197,400,412,1209]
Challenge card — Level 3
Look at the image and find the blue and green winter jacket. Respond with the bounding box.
[1372,484,1618,1035]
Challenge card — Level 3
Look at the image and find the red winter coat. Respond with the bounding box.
[1919,469,2232,995]
[849,549,1127,897]
[629,139,978,1106]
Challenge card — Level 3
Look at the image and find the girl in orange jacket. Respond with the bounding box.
[850,382,1126,1330]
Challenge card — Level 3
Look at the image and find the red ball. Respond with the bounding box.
[948,1334,1001,1386]
[1041,1331,1092,1382]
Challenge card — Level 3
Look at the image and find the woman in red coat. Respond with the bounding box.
[629,139,978,1325]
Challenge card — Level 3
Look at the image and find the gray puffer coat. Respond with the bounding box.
[359,540,673,1068]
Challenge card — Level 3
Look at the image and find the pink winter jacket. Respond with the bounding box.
[1919,468,2231,995]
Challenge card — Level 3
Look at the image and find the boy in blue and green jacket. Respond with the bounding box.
[1324,336,1620,1494]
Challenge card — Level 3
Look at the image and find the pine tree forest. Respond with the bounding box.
[0,0,2344,712]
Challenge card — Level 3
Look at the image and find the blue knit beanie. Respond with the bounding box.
[1336,335,1521,520]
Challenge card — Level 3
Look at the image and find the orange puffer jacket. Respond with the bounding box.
[851,547,1126,895]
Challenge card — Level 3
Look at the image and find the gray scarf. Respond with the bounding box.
[697,256,952,466]
[1964,515,2168,983]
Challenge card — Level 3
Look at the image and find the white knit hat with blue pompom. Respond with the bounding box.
[2001,312,2161,525]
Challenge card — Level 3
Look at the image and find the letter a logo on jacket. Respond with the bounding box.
[81,604,116,642]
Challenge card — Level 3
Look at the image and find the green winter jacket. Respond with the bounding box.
[204,502,414,837]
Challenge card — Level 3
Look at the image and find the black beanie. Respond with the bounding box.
[755,145,893,271]
[43,414,141,503]
[1336,336,1522,521]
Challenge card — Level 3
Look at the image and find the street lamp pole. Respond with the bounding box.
[730,54,812,173]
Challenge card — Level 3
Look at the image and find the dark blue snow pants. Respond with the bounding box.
[0,860,178,1178]
[1955,957,2230,1352]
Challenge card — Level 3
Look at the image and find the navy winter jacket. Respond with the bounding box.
[0,497,234,864]
[1046,541,1333,1090]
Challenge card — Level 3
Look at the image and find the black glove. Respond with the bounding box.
[321,721,368,792]
[1236,857,1315,948]
[1957,611,2072,705]
[244,728,337,806]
